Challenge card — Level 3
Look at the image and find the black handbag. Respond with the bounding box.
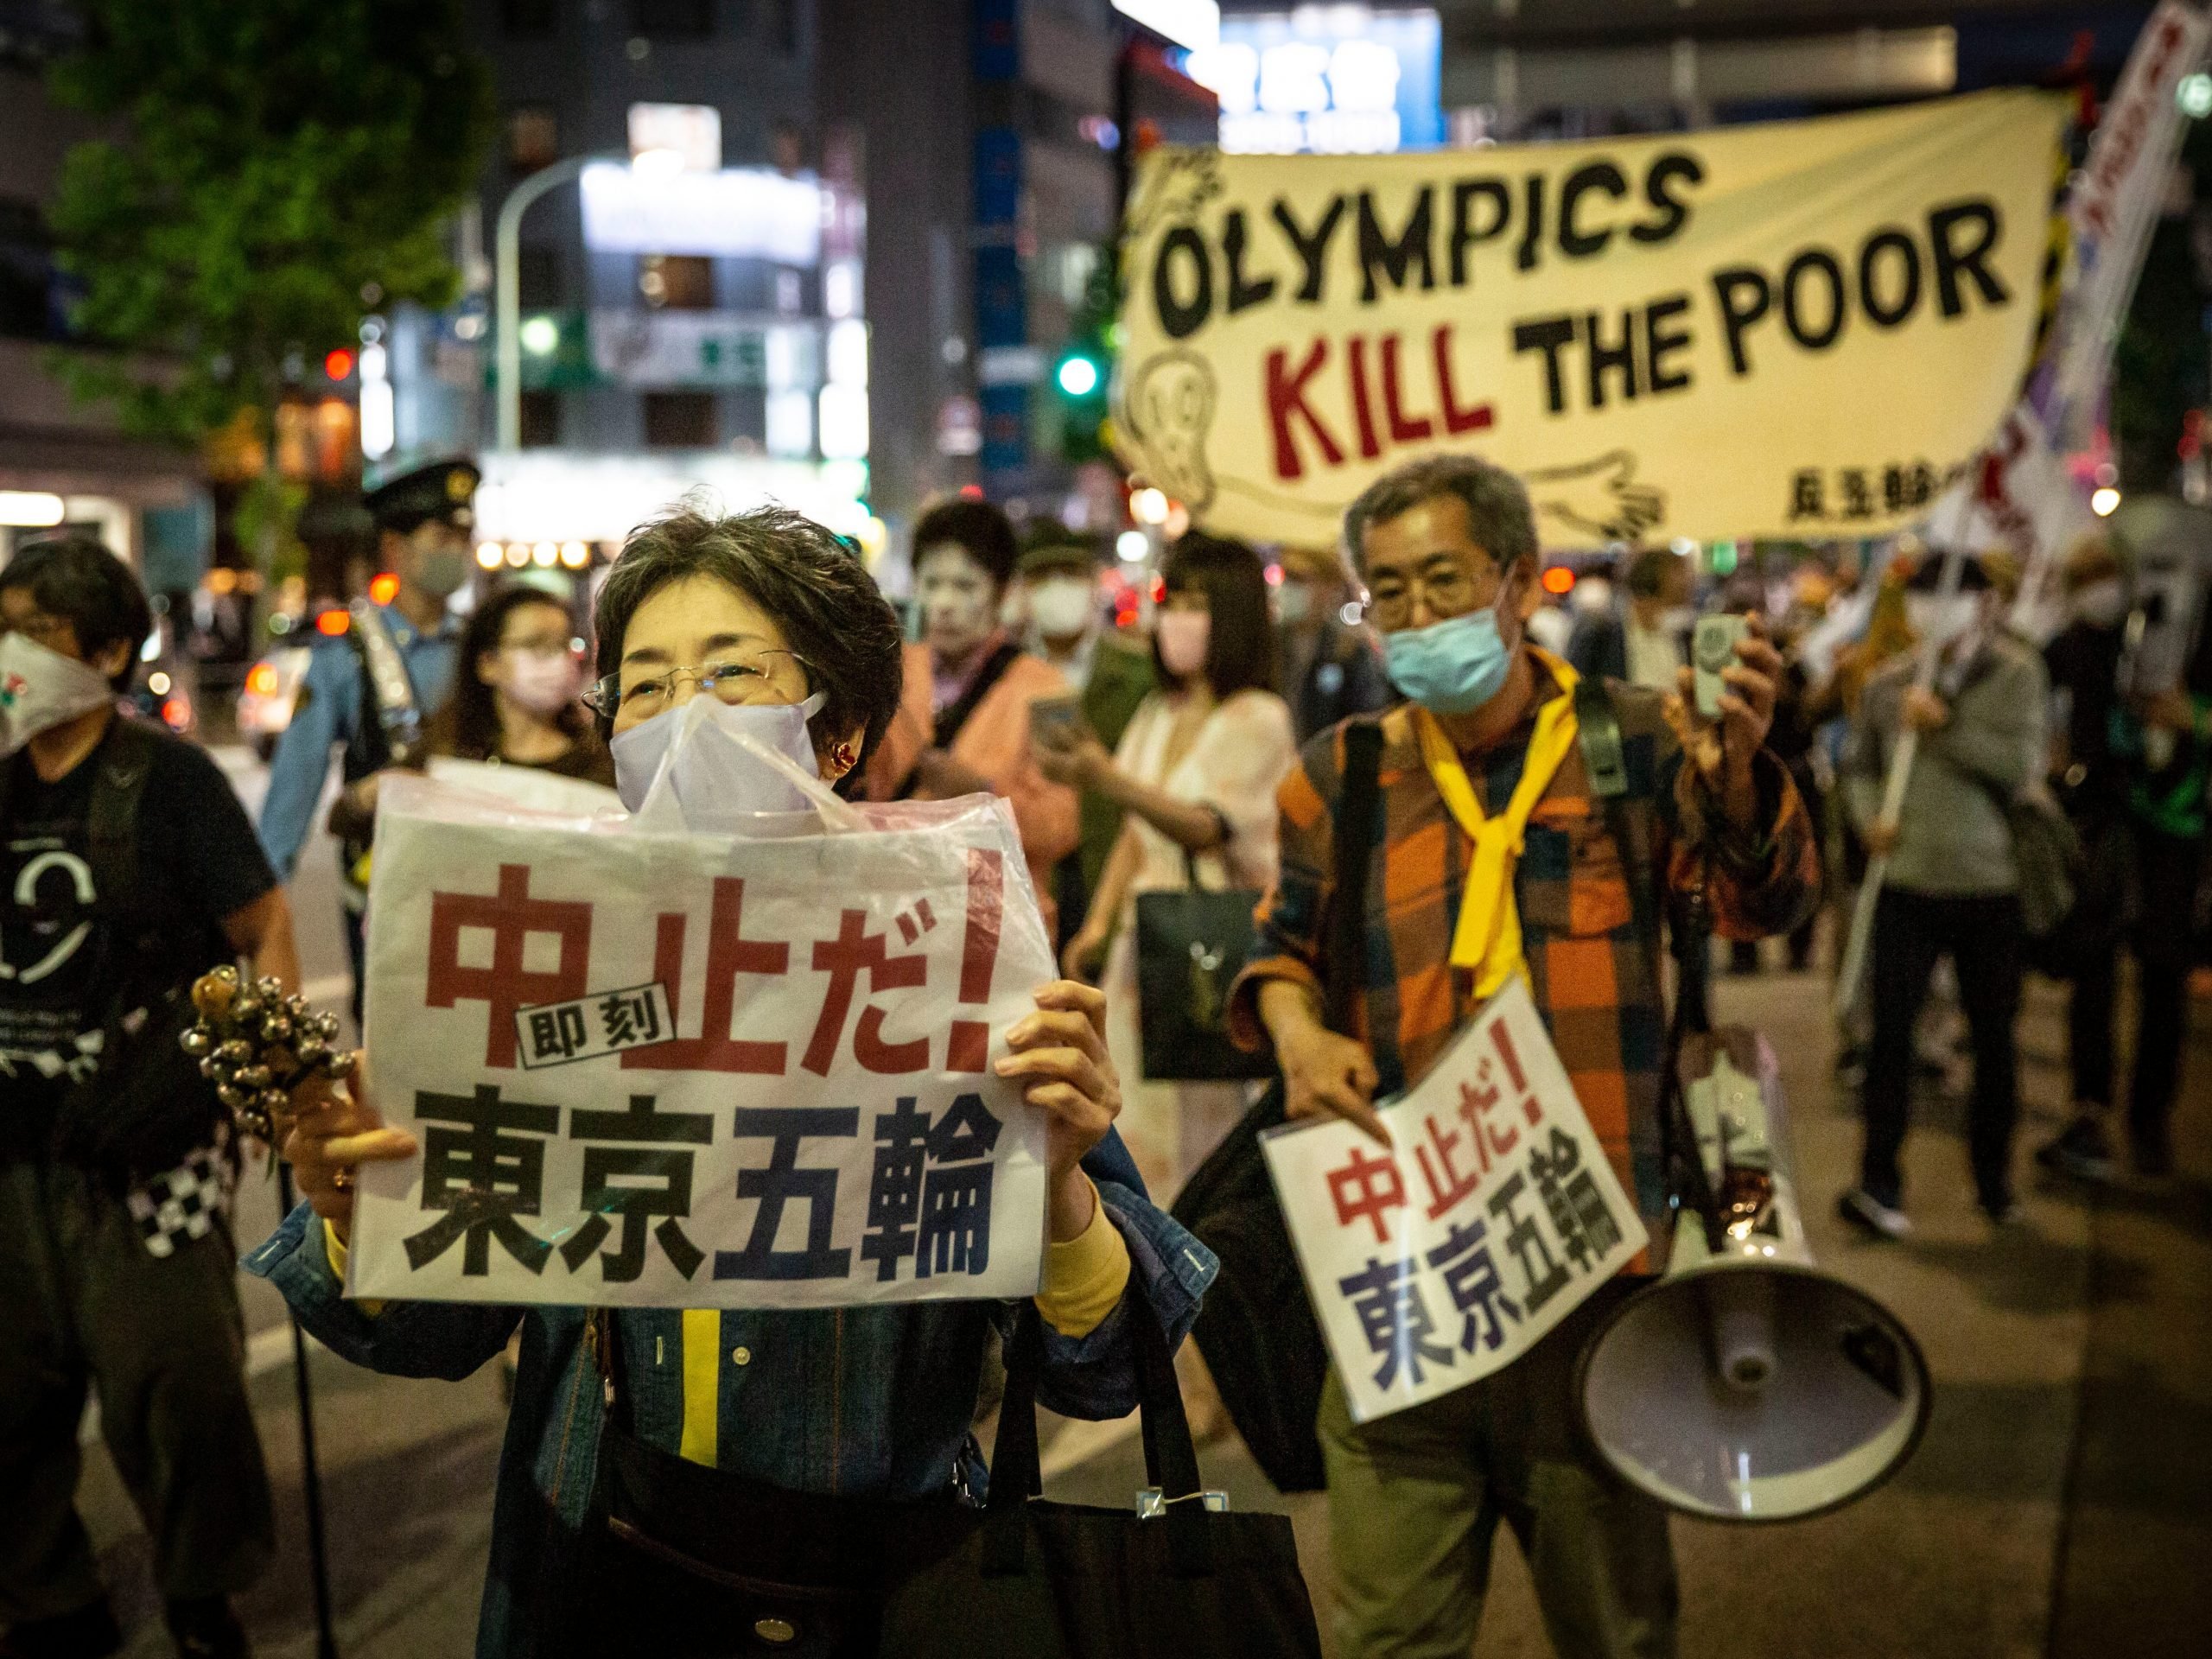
[1133,843,1271,1084]
[879,1305,1323,1658]
[556,1309,974,1659]
[1168,721,1384,1493]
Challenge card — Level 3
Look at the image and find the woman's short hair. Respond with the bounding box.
[0,535,151,689]
[1160,532,1275,701]
[593,505,906,784]
[911,497,1018,591]
[435,583,586,761]
[1342,454,1538,576]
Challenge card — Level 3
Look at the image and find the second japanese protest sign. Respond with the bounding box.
[1264,981,1646,1424]
[346,779,1057,1308]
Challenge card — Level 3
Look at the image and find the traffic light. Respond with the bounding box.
[1052,344,1109,461]
[1055,352,1101,397]
[1052,242,1119,463]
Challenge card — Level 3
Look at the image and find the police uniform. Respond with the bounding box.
[256,458,475,1006]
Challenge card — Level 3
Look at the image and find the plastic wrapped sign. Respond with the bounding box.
[1263,980,1647,1424]
[346,774,1057,1308]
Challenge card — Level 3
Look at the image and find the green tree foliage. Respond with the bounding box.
[44,0,493,445]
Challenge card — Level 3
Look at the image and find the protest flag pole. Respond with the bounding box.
[275,1159,341,1659]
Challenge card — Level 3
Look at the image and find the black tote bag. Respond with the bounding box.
[879,1305,1322,1659]
[1133,845,1272,1084]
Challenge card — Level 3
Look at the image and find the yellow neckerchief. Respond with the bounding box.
[1411,647,1583,998]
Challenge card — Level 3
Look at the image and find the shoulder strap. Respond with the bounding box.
[87,716,156,921]
[932,640,1024,752]
[1572,674,1630,801]
[349,601,425,766]
[1325,721,1384,1034]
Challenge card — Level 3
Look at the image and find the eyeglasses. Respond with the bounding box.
[582,649,814,719]
[1363,565,1491,631]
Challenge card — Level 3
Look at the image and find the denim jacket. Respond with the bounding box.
[244,1129,1213,1659]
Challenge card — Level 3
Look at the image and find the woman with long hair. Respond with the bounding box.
[1039,533,1299,1197]
[424,582,613,786]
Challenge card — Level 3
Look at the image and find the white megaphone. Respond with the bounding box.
[1574,1028,1931,1522]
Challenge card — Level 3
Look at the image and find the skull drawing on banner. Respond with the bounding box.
[1121,348,1218,512]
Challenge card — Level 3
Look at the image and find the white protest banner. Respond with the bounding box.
[347,779,1056,1307]
[1931,4,2209,604]
[1113,90,2067,549]
[1263,980,1646,1425]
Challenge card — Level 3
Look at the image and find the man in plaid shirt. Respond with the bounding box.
[1228,454,1820,1659]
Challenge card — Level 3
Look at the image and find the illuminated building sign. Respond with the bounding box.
[1189,7,1441,155]
[1113,0,1219,52]
[627,102,722,173]
[578,162,823,264]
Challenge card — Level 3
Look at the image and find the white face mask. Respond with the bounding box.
[0,633,115,756]
[2073,579,2126,628]
[610,690,827,816]
[499,647,582,717]
[1905,592,1980,645]
[1027,576,1094,640]
[1655,605,1697,634]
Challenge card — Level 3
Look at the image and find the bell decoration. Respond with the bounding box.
[181,967,355,1145]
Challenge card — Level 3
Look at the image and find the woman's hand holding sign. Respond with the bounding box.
[995,979,1122,1241]
[283,1057,417,1249]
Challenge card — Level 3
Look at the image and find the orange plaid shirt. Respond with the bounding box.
[1228,654,1822,1241]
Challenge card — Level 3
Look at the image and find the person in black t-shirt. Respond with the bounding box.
[0,537,296,1659]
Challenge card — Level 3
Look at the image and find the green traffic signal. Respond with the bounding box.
[1056,353,1102,398]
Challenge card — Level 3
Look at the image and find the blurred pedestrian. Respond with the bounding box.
[1014,531,1155,947]
[865,498,1077,922]
[257,455,476,1018]
[2041,530,2210,1181]
[1230,454,1818,1659]
[1808,552,1920,1080]
[1045,534,1296,1196]
[1273,543,1392,742]
[1,538,291,1659]
[423,583,612,790]
[1567,544,1694,690]
[1840,551,2046,1236]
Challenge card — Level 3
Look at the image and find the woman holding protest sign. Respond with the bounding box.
[241,506,1216,1659]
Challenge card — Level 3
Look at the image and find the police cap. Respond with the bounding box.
[365,455,480,534]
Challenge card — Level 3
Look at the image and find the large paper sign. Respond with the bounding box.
[347,780,1055,1307]
[1264,981,1646,1424]
[1113,90,2067,549]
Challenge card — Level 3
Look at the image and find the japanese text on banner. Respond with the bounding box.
[347,786,1056,1309]
[1262,980,1646,1424]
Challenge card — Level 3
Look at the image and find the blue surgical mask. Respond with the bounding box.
[1382,603,1515,715]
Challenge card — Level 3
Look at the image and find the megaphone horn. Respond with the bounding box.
[1574,1028,1931,1523]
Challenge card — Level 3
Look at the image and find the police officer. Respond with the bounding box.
[257,456,475,1015]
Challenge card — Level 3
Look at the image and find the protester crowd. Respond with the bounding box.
[4,448,2209,1659]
